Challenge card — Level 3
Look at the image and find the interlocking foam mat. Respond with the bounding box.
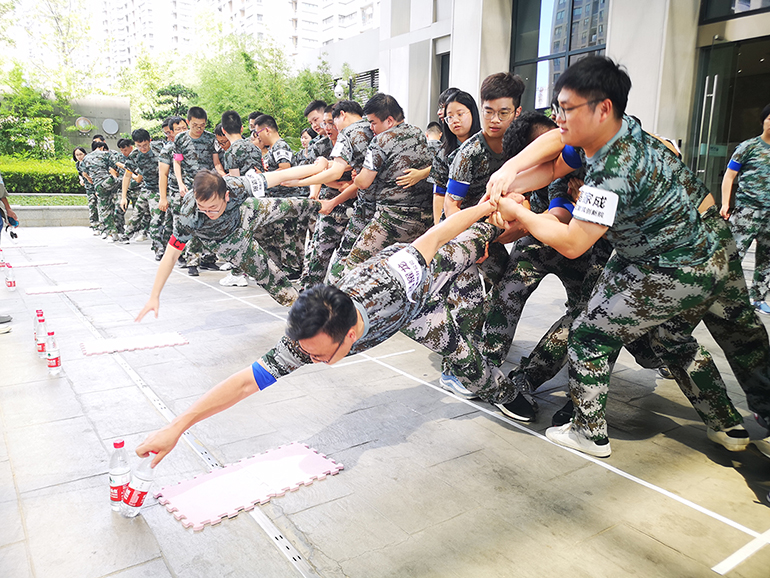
[80,332,189,356]
[25,282,101,295]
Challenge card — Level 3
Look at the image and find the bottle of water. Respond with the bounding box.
[0,247,5,268]
[121,452,157,518]
[36,312,48,358]
[108,440,131,512]
[5,264,15,291]
[46,331,61,376]
[33,310,43,348]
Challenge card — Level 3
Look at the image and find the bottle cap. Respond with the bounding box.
[114,440,125,448]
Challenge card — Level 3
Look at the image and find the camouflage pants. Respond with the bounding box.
[728,205,770,301]
[124,187,151,237]
[568,238,740,440]
[95,179,119,235]
[401,222,518,403]
[326,200,376,286]
[255,209,313,279]
[329,204,432,285]
[200,197,321,306]
[84,184,99,228]
[300,209,349,290]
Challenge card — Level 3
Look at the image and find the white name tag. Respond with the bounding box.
[387,249,424,303]
[244,169,266,198]
[573,185,619,227]
[363,149,374,170]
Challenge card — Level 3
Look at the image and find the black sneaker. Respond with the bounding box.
[188,265,199,276]
[552,399,574,427]
[199,261,219,271]
[495,392,537,422]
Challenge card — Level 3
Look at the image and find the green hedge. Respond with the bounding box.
[0,156,82,194]
[9,195,87,206]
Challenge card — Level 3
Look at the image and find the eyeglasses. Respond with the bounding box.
[551,100,602,120]
[196,198,226,215]
[482,108,513,122]
[254,127,268,137]
[445,110,468,123]
[298,338,345,363]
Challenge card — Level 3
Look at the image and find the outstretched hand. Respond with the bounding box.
[135,297,160,322]
[135,425,182,468]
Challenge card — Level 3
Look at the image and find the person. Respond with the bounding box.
[135,200,527,467]
[121,129,161,247]
[173,106,224,275]
[0,170,17,229]
[295,127,317,165]
[720,103,770,314]
[435,87,460,123]
[135,160,330,315]
[247,111,264,134]
[157,116,189,262]
[489,56,770,458]
[326,93,434,285]
[428,90,482,225]
[161,118,173,141]
[80,141,121,242]
[73,147,99,231]
[214,123,231,169]
[425,121,442,152]
[115,138,144,242]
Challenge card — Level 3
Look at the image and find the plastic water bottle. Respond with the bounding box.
[46,331,61,376]
[5,263,15,291]
[121,452,157,518]
[35,312,48,358]
[109,440,131,511]
[0,248,4,268]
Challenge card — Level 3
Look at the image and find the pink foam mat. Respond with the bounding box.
[155,443,344,531]
[25,282,101,295]
[80,332,189,356]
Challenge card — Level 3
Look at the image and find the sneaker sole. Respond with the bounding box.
[545,427,611,457]
[495,403,533,422]
[438,378,479,400]
[753,439,770,459]
[707,429,750,452]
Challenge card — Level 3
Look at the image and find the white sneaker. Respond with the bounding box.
[133,233,147,242]
[219,262,234,271]
[753,436,770,459]
[0,324,11,334]
[219,272,248,287]
[545,422,611,457]
[101,231,108,239]
[439,372,478,400]
[106,234,116,243]
[707,425,750,451]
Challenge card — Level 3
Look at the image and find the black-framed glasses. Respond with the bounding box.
[551,99,602,120]
[298,338,345,363]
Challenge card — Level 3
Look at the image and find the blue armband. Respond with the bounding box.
[433,184,446,196]
[548,197,575,214]
[562,145,583,169]
[727,159,742,172]
[446,179,470,199]
[251,361,277,390]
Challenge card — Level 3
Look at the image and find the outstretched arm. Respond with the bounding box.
[263,157,329,188]
[293,157,348,187]
[136,366,261,466]
[720,168,738,220]
[412,199,496,263]
[135,245,183,321]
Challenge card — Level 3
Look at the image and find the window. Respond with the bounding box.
[701,0,770,23]
[323,15,333,26]
[257,14,262,22]
[511,0,609,110]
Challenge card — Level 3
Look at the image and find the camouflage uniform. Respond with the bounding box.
[170,172,320,306]
[81,150,119,236]
[224,138,263,175]
[157,141,184,254]
[76,160,99,228]
[263,138,302,198]
[726,136,770,301]
[327,122,433,284]
[174,130,220,267]
[122,145,159,238]
[563,117,761,441]
[443,131,510,340]
[261,222,519,404]
[301,122,371,289]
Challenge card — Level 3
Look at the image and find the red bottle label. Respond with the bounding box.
[122,486,149,507]
[47,356,61,368]
[5,280,15,288]
[37,342,46,354]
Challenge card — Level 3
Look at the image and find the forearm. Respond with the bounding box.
[433,194,444,226]
[443,195,462,217]
[149,246,182,299]
[721,170,737,207]
[159,166,169,201]
[173,161,184,189]
[167,367,260,435]
[263,162,327,188]
[329,184,358,207]
[121,171,133,199]
[295,162,345,186]
[213,154,225,176]
[504,129,563,175]
[412,201,495,262]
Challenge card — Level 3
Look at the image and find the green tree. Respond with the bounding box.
[0,1,17,46]
[143,84,198,122]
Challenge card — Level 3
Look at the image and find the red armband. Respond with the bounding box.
[173,153,184,162]
[168,235,186,250]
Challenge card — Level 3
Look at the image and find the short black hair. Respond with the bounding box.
[363,93,404,123]
[480,72,526,108]
[92,134,105,142]
[286,284,358,343]
[168,116,185,130]
[117,138,133,148]
[554,56,632,119]
[132,128,151,143]
[72,146,87,162]
[221,110,242,135]
[161,117,171,129]
[437,87,460,109]
[91,141,108,151]
[214,123,225,137]
[187,106,207,122]
[426,121,442,135]
[193,170,227,202]
[502,110,557,160]
[324,105,334,114]
[762,103,770,124]
[248,111,264,122]
[255,114,278,132]
[331,100,364,119]
[300,127,317,139]
[304,100,328,117]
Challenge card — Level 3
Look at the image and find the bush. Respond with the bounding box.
[0,156,82,193]
[9,195,87,206]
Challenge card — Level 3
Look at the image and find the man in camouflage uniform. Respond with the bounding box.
[157,116,188,260]
[135,200,532,467]
[720,103,770,313]
[80,141,121,241]
[117,137,151,241]
[325,93,434,285]
[73,147,99,232]
[293,100,372,288]
[173,106,225,275]
[135,161,331,318]
[491,56,770,458]
[121,129,161,247]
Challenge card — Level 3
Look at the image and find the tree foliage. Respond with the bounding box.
[142,84,198,122]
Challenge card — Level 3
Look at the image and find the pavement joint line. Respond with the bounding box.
[333,349,415,368]
[712,527,770,574]
[55,244,320,578]
[360,353,763,542]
